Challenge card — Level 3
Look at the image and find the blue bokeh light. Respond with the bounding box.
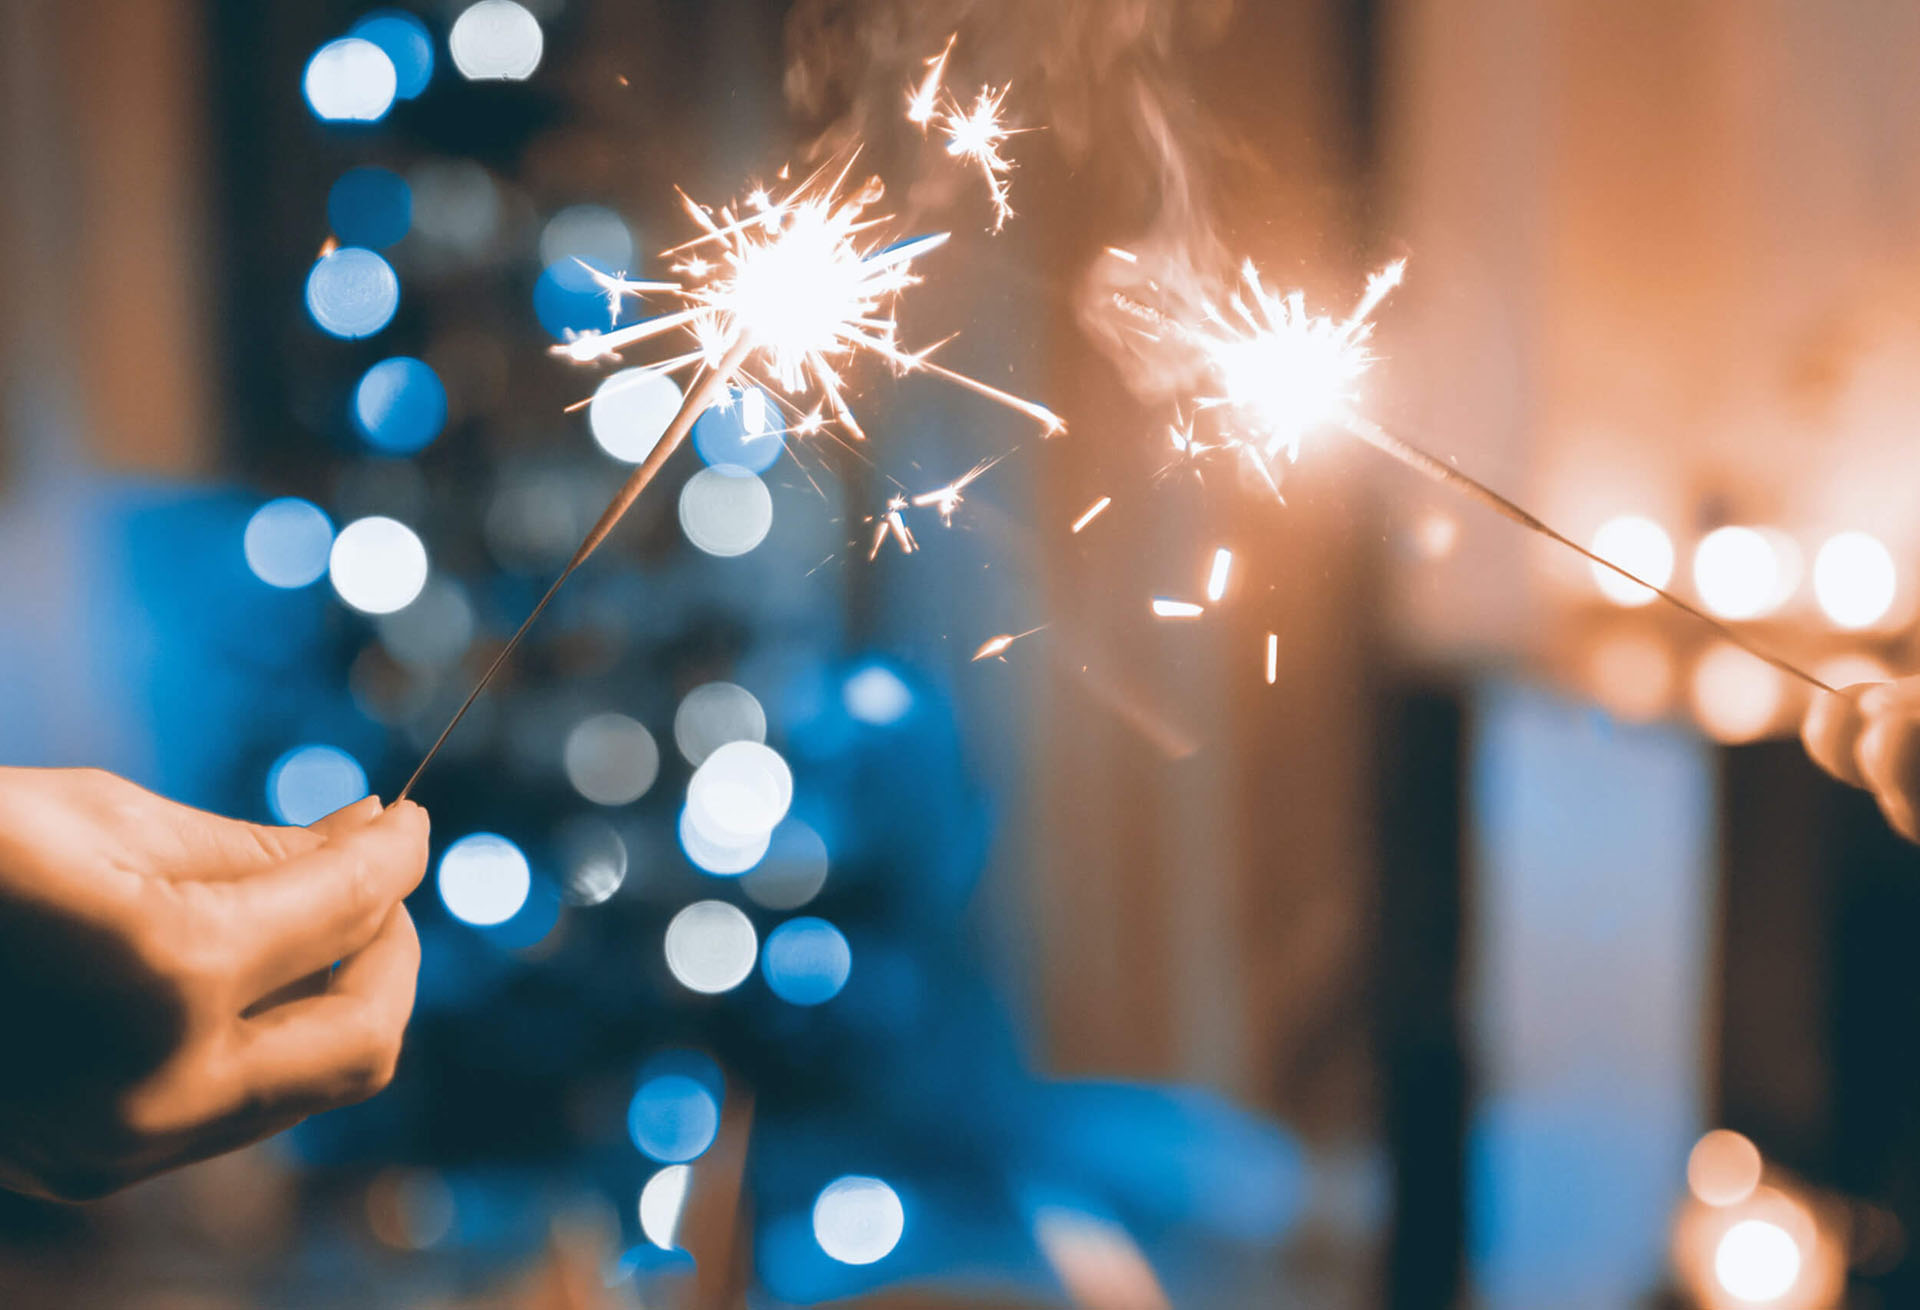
[533,260,639,341]
[303,37,397,124]
[693,388,785,474]
[628,1074,721,1163]
[327,167,412,248]
[307,247,399,339]
[353,357,447,454]
[267,744,370,826]
[842,664,913,726]
[762,917,852,1006]
[351,10,435,100]
[244,497,334,589]
[438,833,532,928]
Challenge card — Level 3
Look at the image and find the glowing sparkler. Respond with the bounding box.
[972,625,1046,662]
[1173,256,1834,695]
[940,84,1022,231]
[398,157,1061,799]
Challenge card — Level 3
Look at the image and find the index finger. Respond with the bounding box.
[212,801,430,999]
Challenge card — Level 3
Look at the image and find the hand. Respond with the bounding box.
[0,768,429,1200]
[1802,680,1920,842]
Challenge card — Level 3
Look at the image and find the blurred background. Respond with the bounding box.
[4,0,1919,1306]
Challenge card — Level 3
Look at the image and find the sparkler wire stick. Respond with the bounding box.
[1338,412,1837,695]
[395,336,756,801]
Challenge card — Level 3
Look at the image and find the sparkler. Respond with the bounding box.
[905,36,1026,231]
[1168,255,1835,695]
[397,158,1061,799]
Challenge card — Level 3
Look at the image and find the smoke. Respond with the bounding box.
[782,0,1246,403]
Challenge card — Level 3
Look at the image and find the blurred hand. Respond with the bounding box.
[1802,680,1920,842]
[0,768,429,1201]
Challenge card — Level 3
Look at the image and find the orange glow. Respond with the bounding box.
[1688,1130,1763,1208]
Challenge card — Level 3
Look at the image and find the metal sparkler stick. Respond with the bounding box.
[396,336,755,801]
[1339,412,1837,695]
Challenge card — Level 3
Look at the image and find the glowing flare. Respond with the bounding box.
[1265,633,1278,685]
[1071,496,1112,533]
[912,456,1002,525]
[1151,598,1204,619]
[869,495,918,559]
[972,626,1045,662]
[1205,548,1233,602]
[940,84,1022,231]
[906,33,955,128]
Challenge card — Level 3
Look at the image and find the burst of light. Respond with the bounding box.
[1589,515,1675,607]
[1152,598,1204,619]
[1813,531,1897,629]
[939,84,1023,231]
[1194,259,1404,469]
[353,357,446,454]
[438,833,532,927]
[674,682,768,765]
[905,33,955,128]
[639,1166,693,1249]
[761,917,852,1006]
[303,37,397,123]
[330,515,428,614]
[843,665,913,724]
[664,900,759,995]
[1694,527,1783,621]
[912,456,1000,526]
[268,744,369,826]
[1715,1219,1801,1303]
[680,465,774,557]
[629,1074,720,1162]
[869,494,918,559]
[972,626,1044,662]
[686,741,794,845]
[245,497,334,589]
[1071,496,1112,533]
[1689,1130,1763,1208]
[552,161,1061,444]
[814,1176,905,1265]
[564,713,660,806]
[306,247,399,339]
[1205,548,1234,602]
[1265,633,1278,685]
[449,0,543,81]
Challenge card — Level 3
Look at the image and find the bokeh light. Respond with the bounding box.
[1586,632,1674,722]
[679,804,772,876]
[663,900,759,995]
[692,388,786,474]
[540,205,635,292]
[588,369,683,464]
[639,1165,692,1249]
[438,833,532,927]
[679,465,773,557]
[843,664,913,725]
[330,515,429,614]
[267,744,369,826]
[365,1168,455,1251]
[628,1074,720,1163]
[1813,531,1897,630]
[350,10,434,100]
[1690,643,1786,743]
[327,167,412,249]
[244,497,334,589]
[1693,526,1783,621]
[306,247,399,339]
[303,37,397,123]
[353,357,447,454]
[556,816,628,906]
[449,0,543,81]
[686,740,793,846]
[761,917,851,1006]
[741,819,830,910]
[409,160,501,255]
[673,681,767,766]
[1714,1218,1801,1303]
[375,577,473,669]
[1688,1129,1763,1208]
[812,1176,905,1266]
[563,713,661,806]
[1588,515,1674,607]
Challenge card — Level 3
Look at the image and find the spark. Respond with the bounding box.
[1070,496,1112,533]
[939,84,1023,231]
[911,455,1003,525]
[552,157,1059,443]
[578,260,679,327]
[1205,548,1233,602]
[1151,598,1205,619]
[971,624,1047,662]
[1265,633,1278,684]
[870,495,918,559]
[1105,246,1139,264]
[907,33,956,129]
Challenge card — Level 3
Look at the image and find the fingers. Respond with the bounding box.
[214,801,430,999]
[1859,711,1920,843]
[308,795,384,839]
[1803,684,1873,788]
[236,905,419,1112]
